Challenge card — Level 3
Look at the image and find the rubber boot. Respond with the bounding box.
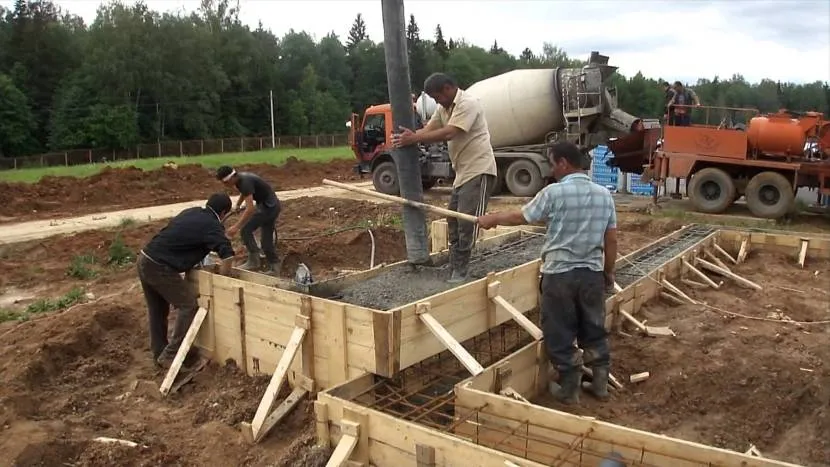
[240,252,261,271]
[590,366,610,401]
[549,369,581,404]
[267,259,282,276]
[447,252,469,284]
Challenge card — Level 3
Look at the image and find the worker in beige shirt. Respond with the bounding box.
[392,72,498,283]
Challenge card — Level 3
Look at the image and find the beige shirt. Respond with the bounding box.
[426,89,497,187]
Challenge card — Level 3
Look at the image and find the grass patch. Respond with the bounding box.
[0,146,352,183]
[0,287,86,322]
[108,233,134,267]
[66,254,98,280]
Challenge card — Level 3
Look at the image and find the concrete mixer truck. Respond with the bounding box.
[607,106,830,219]
[347,51,644,197]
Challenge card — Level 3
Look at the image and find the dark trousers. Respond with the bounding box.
[241,203,280,263]
[540,268,610,374]
[137,253,199,361]
[447,174,495,271]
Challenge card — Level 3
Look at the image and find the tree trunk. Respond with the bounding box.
[380,0,429,264]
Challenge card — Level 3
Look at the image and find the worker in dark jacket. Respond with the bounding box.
[137,192,236,370]
[216,165,281,274]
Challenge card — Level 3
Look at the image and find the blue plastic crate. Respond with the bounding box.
[628,173,654,196]
[590,146,619,188]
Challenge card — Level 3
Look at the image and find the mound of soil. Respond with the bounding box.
[0,157,360,223]
[536,251,830,466]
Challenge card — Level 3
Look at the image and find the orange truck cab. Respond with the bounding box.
[348,104,456,194]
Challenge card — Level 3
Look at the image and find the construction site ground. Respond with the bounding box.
[1,164,829,466]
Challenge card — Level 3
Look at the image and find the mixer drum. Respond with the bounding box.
[747,114,809,157]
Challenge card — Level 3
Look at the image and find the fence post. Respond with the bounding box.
[137,145,140,159]
[259,137,263,150]
[40,155,44,167]
[331,135,335,146]
[14,158,17,169]
[277,137,281,148]
[179,141,183,157]
[241,137,244,152]
[200,140,204,155]
[220,139,224,153]
[299,136,302,149]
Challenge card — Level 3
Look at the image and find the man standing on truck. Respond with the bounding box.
[661,81,677,124]
[138,192,236,371]
[391,72,498,283]
[216,165,282,274]
[476,141,618,405]
[669,81,701,126]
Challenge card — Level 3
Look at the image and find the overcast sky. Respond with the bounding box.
[7,0,830,84]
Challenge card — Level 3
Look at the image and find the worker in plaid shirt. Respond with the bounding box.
[477,141,618,405]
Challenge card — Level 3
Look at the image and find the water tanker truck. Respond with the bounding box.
[608,107,830,219]
[348,51,644,197]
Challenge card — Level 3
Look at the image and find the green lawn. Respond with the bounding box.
[0,146,353,183]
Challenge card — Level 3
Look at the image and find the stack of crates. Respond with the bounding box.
[627,173,655,196]
[590,145,619,192]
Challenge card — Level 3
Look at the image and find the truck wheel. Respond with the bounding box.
[505,159,544,197]
[421,179,437,191]
[745,171,794,219]
[372,161,400,195]
[688,167,736,214]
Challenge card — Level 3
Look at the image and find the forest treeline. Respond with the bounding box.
[1,0,828,158]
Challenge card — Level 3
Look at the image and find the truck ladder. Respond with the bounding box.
[561,72,603,147]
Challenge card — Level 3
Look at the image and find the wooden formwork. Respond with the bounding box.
[315,228,829,466]
[185,229,540,390]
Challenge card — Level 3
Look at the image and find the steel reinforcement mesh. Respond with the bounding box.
[615,224,717,288]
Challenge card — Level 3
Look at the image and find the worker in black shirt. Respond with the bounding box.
[137,192,236,370]
[216,165,282,274]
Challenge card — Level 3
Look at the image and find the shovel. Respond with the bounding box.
[613,282,676,337]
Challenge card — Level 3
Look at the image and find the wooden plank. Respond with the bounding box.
[697,258,762,290]
[328,303,349,384]
[250,387,307,443]
[159,307,208,396]
[798,239,809,268]
[417,302,484,376]
[326,428,359,467]
[315,400,331,448]
[488,281,543,341]
[416,444,436,467]
[319,391,549,467]
[454,386,800,467]
[372,310,401,377]
[248,325,306,436]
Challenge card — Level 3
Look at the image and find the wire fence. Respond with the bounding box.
[0,133,350,171]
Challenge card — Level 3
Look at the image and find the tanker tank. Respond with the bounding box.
[747,111,829,159]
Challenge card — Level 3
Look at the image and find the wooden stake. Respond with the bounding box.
[488,281,543,340]
[660,291,687,306]
[661,279,697,304]
[159,306,208,396]
[682,259,721,289]
[241,321,307,442]
[325,421,360,467]
[705,249,732,272]
[630,372,650,383]
[681,278,709,289]
[798,239,809,268]
[697,258,763,291]
[737,237,750,263]
[714,243,738,265]
[417,302,484,376]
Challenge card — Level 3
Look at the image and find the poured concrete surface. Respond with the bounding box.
[332,236,545,310]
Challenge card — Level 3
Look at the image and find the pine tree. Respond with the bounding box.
[405,14,419,53]
[346,13,367,50]
[433,25,448,59]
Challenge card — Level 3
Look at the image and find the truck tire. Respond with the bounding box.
[688,167,736,214]
[372,161,400,195]
[505,159,544,197]
[745,171,794,219]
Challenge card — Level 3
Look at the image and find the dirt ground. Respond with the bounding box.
[0,158,361,224]
[537,250,830,467]
[0,187,687,467]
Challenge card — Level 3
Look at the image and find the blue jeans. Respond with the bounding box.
[540,268,609,373]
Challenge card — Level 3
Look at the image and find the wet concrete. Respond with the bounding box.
[333,236,545,310]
